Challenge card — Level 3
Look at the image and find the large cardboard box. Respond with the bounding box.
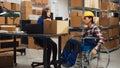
[70,16,82,27]
[44,20,69,34]
[0,17,5,24]
[0,52,13,68]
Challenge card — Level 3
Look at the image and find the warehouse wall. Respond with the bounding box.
[49,0,68,20]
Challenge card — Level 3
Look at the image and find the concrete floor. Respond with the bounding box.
[14,38,120,68]
[13,47,120,68]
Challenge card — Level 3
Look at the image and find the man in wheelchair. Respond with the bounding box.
[60,11,104,67]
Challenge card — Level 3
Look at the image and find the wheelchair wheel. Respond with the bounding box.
[88,45,110,68]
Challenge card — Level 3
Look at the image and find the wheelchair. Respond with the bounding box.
[75,37,110,68]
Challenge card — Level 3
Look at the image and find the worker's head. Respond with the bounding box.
[83,11,94,25]
[41,7,51,19]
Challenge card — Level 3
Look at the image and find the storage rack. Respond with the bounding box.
[68,0,120,51]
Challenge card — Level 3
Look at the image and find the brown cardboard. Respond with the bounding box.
[101,2,108,10]
[70,10,82,17]
[99,17,109,26]
[0,25,16,31]
[44,20,52,34]
[28,37,42,49]
[11,3,20,11]
[93,17,99,26]
[3,2,11,10]
[109,17,119,26]
[102,12,108,18]
[70,16,82,27]
[22,1,32,7]
[70,0,82,7]
[0,17,5,24]
[42,0,48,5]
[44,20,69,34]
[7,17,14,24]
[0,52,13,68]
[31,20,37,24]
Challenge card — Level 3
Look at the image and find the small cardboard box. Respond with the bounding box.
[44,20,68,34]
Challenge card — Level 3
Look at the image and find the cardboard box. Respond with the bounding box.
[70,0,82,7]
[109,17,119,26]
[0,17,5,24]
[112,27,119,36]
[70,10,82,17]
[22,1,32,7]
[99,17,109,26]
[7,17,14,24]
[0,52,13,68]
[70,16,82,27]
[3,2,11,10]
[109,28,113,37]
[91,0,100,9]
[101,29,109,38]
[28,37,42,49]
[0,25,16,31]
[44,20,69,34]
[84,0,91,7]
[109,2,119,10]
[31,20,37,24]
[11,3,20,11]
[42,0,48,5]
[102,12,108,18]
[101,1,108,10]
[14,17,20,25]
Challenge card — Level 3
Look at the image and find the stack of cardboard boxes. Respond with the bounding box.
[21,1,32,20]
[71,0,100,9]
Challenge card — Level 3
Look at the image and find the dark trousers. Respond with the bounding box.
[34,37,57,67]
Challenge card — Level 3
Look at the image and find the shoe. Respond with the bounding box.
[51,60,57,68]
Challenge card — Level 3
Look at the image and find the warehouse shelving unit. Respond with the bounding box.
[68,0,120,51]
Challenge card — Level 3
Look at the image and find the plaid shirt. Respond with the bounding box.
[83,24,104,49]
